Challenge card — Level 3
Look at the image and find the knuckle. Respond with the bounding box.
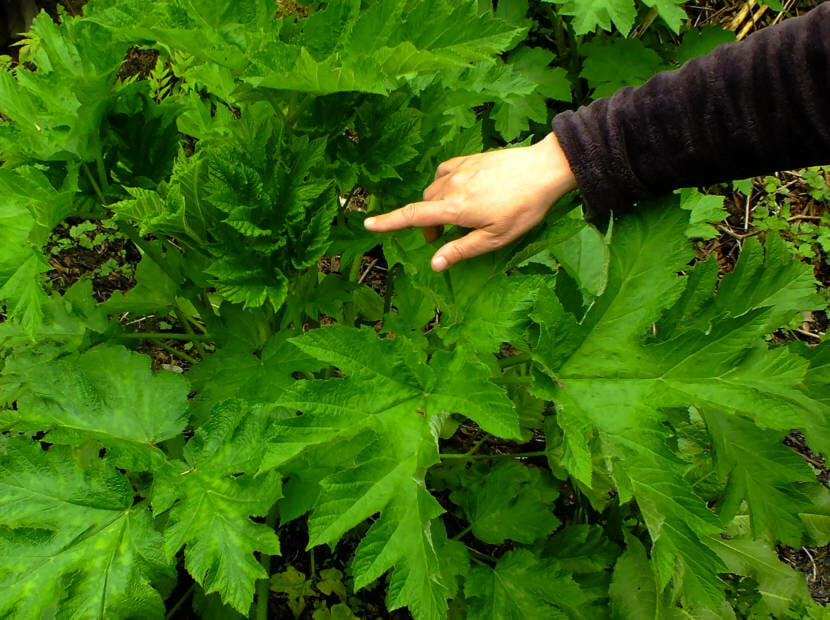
[443,199,461,220]
[447,243,467,263]
[401,203,418,222]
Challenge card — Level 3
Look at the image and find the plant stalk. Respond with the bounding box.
[121,332,213,342]
[164,583,195,619]
[440,451,546,461]
[490,375,532,385]
[498,352,531,368]
[151,339,200,365]
[255,506,280,620]
[175,306,206,358]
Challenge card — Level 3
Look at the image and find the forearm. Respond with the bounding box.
[553,3,830,220]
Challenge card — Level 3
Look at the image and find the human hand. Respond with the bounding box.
[364,132,577,271]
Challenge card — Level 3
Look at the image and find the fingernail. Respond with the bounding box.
[364,217,376,229]
[432,255,448,272]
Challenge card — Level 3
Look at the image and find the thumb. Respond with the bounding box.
[431,229,499,272]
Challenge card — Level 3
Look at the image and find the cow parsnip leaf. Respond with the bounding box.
[351,483,449,619]
[608,533,733,620]
[188,331,325,424]
[100,247,178,315]
[543,0,638,36]
[279,325,521,441]
[671,233,823,337]
[705,516,814,617]
[580,38,665,98]
[676,26,736,65]
[702,409,815,545]
[0,166,77,337]
[679,188,728,239]
[0,13,126,163]
[244,0,526,95]
[609,535,661,620]
[492,47,571,141]
[641,0,688,34]
[450,460,560,544]
[0,345,189,469]
[269,326,518,618]
[532,198,826,607]
[464,549,587,619]
[157,400,282,614]
[0,437,172,619]
[383,229,542,355]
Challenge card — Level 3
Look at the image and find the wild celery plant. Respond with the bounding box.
[0,1,828,618]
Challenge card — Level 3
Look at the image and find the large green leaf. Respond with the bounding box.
[0,345,189,468]
[543,0,638,35]
[156,400,282,614]
[187,331,325,424]
[0,14,127,162]
[464,549,587,619]
[702,408,815,545]
[449,460,560,544]
[0,166,77,337]
[267,326,519,618]
[0,437,172,619]
[531,197,826,607]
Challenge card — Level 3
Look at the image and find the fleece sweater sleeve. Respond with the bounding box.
[552,2,830,220]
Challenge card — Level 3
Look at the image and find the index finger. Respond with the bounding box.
[364,200,458,232]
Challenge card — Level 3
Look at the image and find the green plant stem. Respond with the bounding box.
[466,546,496,565]
[165,583,195,620]
[491,375,532,385]
[255,506,280,620]
[440,451,546,461]
[550,11,569,60]
[121,332,213,342]
[383,264,397,315]
[342,188,356,212]
[498,352,531,368]
[286,93,315,124]
[96,152,110,193]
[184,314,208,334]
[152,339,200,365]
[83,163,106,204]
[451,524,473,541]
[463,434,490,458]
[175,307,206,358]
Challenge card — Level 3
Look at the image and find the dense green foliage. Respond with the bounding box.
[1,1,828,618]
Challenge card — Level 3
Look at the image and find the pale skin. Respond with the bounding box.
[364,131,578,272]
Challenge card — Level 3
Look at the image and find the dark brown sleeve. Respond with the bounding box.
[552,2,830,220]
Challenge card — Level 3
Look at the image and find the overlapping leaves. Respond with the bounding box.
[531,198,826,608]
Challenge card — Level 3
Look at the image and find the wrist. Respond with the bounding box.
[535,132,578,197]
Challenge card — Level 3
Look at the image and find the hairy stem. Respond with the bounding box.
[451,524,473,541]
[151,339,200,365]
[175,306,206,358]
[255,506,280,620]
[121,332,213,342]
[96,152,110,193]
[490,375,532,385]
[164,583,195,620]
[83,163,106,204]
[498,352,532,368]
[440,451,546,461]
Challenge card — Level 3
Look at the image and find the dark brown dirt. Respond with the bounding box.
[44,219,140,302]
[118,48,160,82]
